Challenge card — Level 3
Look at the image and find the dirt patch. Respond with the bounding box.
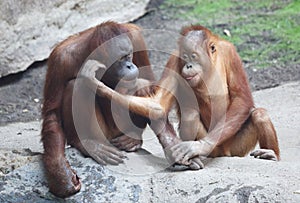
[0,0,299,125]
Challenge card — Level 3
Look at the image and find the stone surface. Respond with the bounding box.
[0,121,42,153]
[0,0,149,78]
[0,81,299,202]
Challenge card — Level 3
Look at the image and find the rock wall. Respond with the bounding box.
[0,0,149,77]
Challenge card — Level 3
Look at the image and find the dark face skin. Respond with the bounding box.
[180,30,216,88]
[100,36,139,90]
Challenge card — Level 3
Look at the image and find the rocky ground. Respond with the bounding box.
[0,81,300,202]
[0,0,299,202]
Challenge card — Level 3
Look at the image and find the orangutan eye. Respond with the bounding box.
[120,53,132,61]
[127,53,133,60]
[211,44,216,53]
[182,54,188,60]
[191,53,197,59]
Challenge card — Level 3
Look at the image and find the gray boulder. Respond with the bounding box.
[0,0,149,77]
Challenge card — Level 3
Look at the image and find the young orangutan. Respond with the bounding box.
[42,21,202,198]
[168,25,280,166]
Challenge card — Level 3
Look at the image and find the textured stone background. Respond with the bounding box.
[0,0,149,77]
[1,82,299,202]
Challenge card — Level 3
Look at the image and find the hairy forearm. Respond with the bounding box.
[95,85,165,119]
[151,118,181,149]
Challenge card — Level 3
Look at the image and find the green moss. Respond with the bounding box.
[163,0,300,68]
